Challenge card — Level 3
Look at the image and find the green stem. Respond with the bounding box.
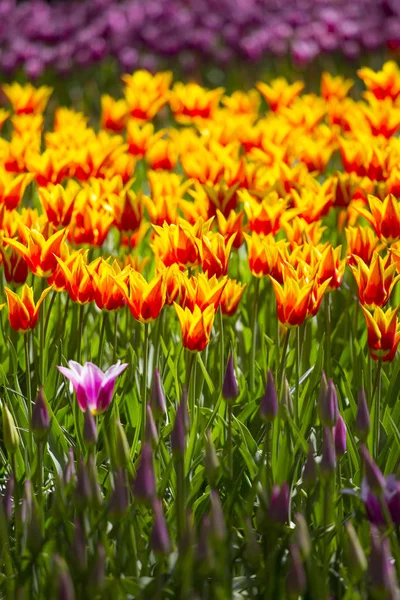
[113,310,118,364]
[227,402,233,479]
[24,333,33,459]
[44,290,57,341]
[373,358,382,459]
[295,327,301,424]
[324,294,331,378]
[77,303,84,364]
[250,278,260,393]
[141,322,149,441]
[98,310,107,366]
[186,351,196,418]
[219,306,225,391]
[277,328,290,396]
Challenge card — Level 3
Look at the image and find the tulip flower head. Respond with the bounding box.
[57,360,128,414]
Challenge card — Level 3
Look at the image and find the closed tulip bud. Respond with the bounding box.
[83,410,97,448]
[355,388,370,441]
[2,473,14,521]
[360,445,385,494]
[320,428,336,477]
[115,420,130,468]
[151,499,171,555]
[317,371,328,408]
[133,442,156,501]
[88,544,106,594]
[222,353,239,403]
[286,544,306,597]
[87,455,102,509]
[334,414,347,456]
[21,480,32,526]
[75,458,92,508]
[205,430,219,485]
[150,368,166,417]
[280,377,293,420]
[71,518,87,571]
[260,370,278,421]
[302,441,318,489]
[31,386,50,438]
[295,513,311,559]
[345,522,367,582]
[319,378,339,427]
[64,448,76,486]
[109,468,129,517]
[54,555,76,600]
[197,515,214,567]
[145,404,158,446]
[2,404,19,455]
[22,481,42,555]
[369,526,399,596]
[171,391,189,455]
[269,483,290,524]
[210,489,226,542]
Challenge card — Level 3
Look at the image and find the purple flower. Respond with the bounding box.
[361,474,400,526]
[57,360,128,414]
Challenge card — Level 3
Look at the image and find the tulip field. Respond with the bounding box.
[2,61,400,598]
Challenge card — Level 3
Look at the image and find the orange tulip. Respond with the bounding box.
[180,273,227,312]
[174,303,215,352]
[220,279,247,316]
[4,226,68,277]
[270,266,331,327]
[320,73,354,101]
[146,138,178,171]
[350,252,399,307]
[115,270,166,323]
[169,83,224,122]
[111,189,143,234]
[127,123,165,157]
[216,209,245,249]
[245,233,287,281]
[357,61,400,102]
[123,70,171,121]
[0,244,29,284]
[100,95,128,132]
[158,263,182,305]
[38,182,79,228]
[197,232,236,278]
[3,83,52,115]
[5,284,51,332]
[345,225,382,267]
[256,78,304,112]
[361,305,400,361]
[357,194,400,244]
[0,170,34,210]
[151,220,212,269]
[54,253,95,304]
[241,190,287,237]
[92,260,129,311]
[281,217,325,249]
[316,245,346,290]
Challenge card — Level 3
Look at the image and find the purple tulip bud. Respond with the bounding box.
[64,448,76,486]
[319,378,339,427]
[109,468,129,517]
[302,441,318,489]
[83,410,97,448]
[151,499,171,555]
[21,480,32,526]
[320,428,336,477]
[132,442,156,501]
[260,371,278,421]
[210,489,226,541]
[71,518,87,571]
[115,420,130,468]
[88,544,106,593]
[197,515,213,566]
[171,390,189,455]
[369,526,399,595]
[295,513,311,559]
[355,388,370,441]
[145,404,158,446]
[2,474,14,521]
[75,458,92,508]
[222,353,239,403]
[54,554,76,600]
[31,386,50,437]
[360,445,385,494]
[280,377,293,420]
[334,414,347,456]
[286,544,306,596]
[269,483,290,524]
[150,369,166,417]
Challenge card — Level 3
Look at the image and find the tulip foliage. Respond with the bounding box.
[2,64,400,598]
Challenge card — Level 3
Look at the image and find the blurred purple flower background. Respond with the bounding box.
[0,0,399,78]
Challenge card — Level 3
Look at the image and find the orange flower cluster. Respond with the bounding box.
[1,63,400,359]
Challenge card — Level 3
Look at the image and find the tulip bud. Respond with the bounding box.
[197,515,214,567]
[171,390,189,455]
[360,445,385,494]
[369,526,399,597]
[345,522,367,582]
[150,368,166,417]
[302,441,318,489]
[286,543,306,597]
[132,442,156,501]
[145,404,158,446]
[151,499,171,555]
[222,353,239,403]
[109,468,129,517]
[320,428,336,477]
[295,513,311,559]
[83,410,97,448]
[22,481,42,555]
[115,420,130,468]
[31,386,50,438]
[334,414,347,456]
[2,404,19,455]
[64,448,76,486]
[319,378,338,427]
[53,555,76,600]
[209,489,226,542]
[269,483,290,524]
[355,388,370,441]
[88,544,106,594]
[71,518,87,571]
[205,430,219,485]
[75,458,92,508]
[87,455,102,509]
[260,370,278,422]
